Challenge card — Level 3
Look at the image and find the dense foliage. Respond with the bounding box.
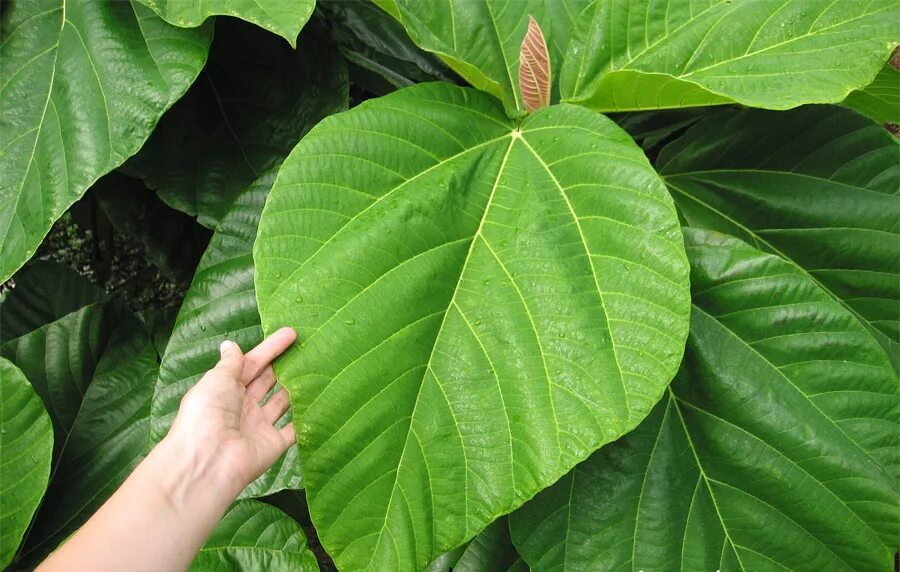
[1,1,897,571]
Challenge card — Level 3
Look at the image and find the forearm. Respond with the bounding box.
[38,435,241,572]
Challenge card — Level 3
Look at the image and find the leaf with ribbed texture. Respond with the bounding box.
[519,16,551,113]
[152,170,302,498]
[0,358,53,569]
[318,0,458,96]
[0,261,106,343]
[842,61,900,127]
[0,0,212,282]
[0,266,157,564]
[658,105,900,368]
[137,0,314,47]
[509,229,899,572]
[124,17,347,228]
[561,0,898,112]
[254,82,690,571]
[192,500,318,571]
[373,0,588,116]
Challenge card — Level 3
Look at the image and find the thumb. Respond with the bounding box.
[215,339,245,380]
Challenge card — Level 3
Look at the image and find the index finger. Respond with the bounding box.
[240,327,297,384]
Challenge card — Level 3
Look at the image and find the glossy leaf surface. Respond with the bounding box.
[374,0,586,115]
[0,358,53,569]
[561,0,898,111]
[659,105,900,366]
[0,0,211,281]
[137,0,314,47]
[510,229,899,571]
[124,17,348,227]
[192,500,319,571]
[152,171,302,498]
[0,264,156,563]
[254,83,690,570]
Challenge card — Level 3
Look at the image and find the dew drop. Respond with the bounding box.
[295,295,303,303]
[300,341,307,348]
[200,325,207,332]
[475,319,482,325]
[345,318,356,325]
[483,279,491,285]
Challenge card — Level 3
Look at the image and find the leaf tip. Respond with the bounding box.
[519,15,551,113]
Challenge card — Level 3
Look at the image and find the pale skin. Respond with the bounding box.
[38,327,298,572]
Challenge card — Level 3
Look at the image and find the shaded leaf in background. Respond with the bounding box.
[0,0,212,282]
[254,82,690,570]
[318,0,458,97]
[124,16,348,227]
[658,105,900,368]
[137,0,314,47]
[0,358,53,569]
[0,261,106,343]
[426,517,523,572]
[1,267,157,564]
[612,108,709,152]
[510,229,898,571]
[842,60,900,128]
[91,172,212,285]
[192,500,319,571]
[152,171,303,498]
[373,0,586,116]
[561,0,898,112]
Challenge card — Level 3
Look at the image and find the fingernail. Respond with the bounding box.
[220,340,235,358]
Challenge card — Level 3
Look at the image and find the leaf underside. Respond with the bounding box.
[254,82,690,571]
[519,16,551,113]
[509,229,899,572]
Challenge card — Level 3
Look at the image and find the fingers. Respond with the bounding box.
[279,422,297,447]
[240,327,297,384]
[214,340,245,379]
[261,388,291,424]
[246,366,276,403]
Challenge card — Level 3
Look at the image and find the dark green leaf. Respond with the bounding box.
[427,517,522,572]
[152,171,302,498]
[137,0,314,47]
[123,17,348,227]
[0,261,106,343]
[0,0,212,281]
[254,82,690,570]
[192,500,319,571]
[318,0,457,95]
[0,357,53,569]
[509,229,898,571]
[659,105,900,367]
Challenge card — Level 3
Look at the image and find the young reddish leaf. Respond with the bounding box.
[518,16,551,113]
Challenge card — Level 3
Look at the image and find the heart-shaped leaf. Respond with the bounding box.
[0,357,53,569]
[509,229,898,571]
[136,0,314,47]
[0,0,212,282]
[254,82,690,570]
[658,105,900,369]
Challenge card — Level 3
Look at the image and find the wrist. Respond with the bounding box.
[145,435,242,518]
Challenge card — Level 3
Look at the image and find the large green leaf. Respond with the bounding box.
[561,0,898,112]
[192,500,319,571]
[842,61,900,127]
[658,105,900,367]
[0,0,212,282]
[0,265,157,563]
[137,0,314,47]
[0,357,53,569]
[509,229,899,571]
[152,170,302,498]
[124,16,348,227]
[373,0,587,116]
[254,82,690,570]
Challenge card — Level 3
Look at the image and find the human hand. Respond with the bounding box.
[164,327,298,498]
